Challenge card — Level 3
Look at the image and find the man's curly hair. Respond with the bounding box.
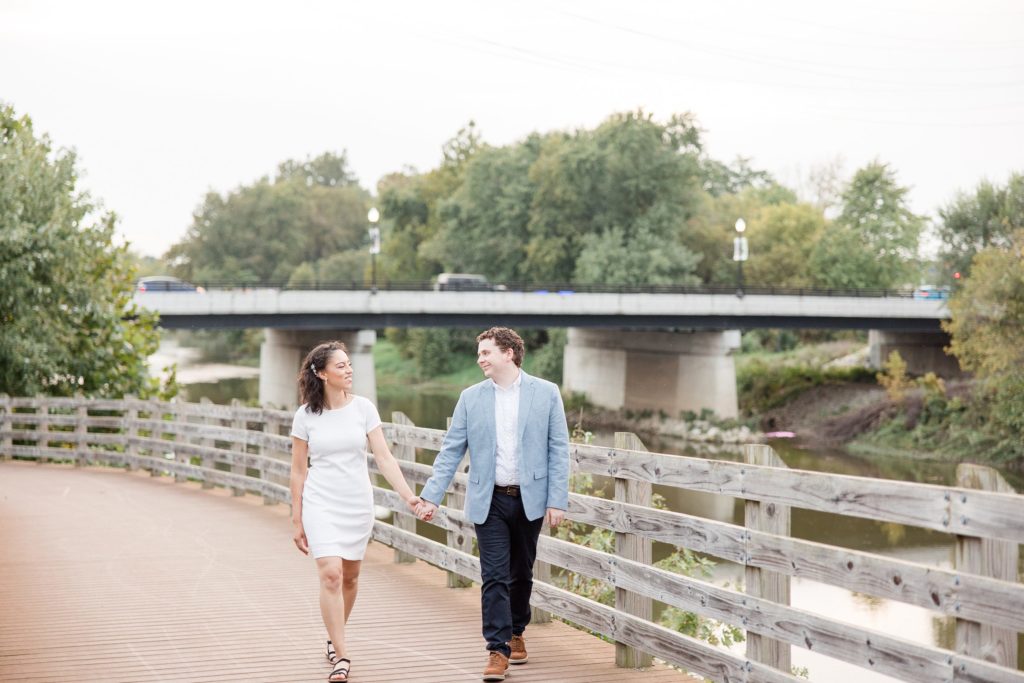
[477,327,525,367]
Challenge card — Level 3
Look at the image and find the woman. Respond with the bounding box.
[290,340,421,682]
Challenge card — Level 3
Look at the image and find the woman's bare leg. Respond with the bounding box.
[316,557,346,658]
[341,558,362,623]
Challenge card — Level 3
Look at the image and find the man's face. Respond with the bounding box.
[477,338,515,378]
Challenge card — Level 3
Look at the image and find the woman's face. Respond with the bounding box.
[319,350,353,392]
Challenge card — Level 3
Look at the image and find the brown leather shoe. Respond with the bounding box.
[509,634,528,664]
[482,651,509,681]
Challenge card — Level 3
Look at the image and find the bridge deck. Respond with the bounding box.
[0,462,693,682]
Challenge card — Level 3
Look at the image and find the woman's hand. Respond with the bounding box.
[404,495,423,514]
[292,521,309,555]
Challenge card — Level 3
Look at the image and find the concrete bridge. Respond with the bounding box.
[2,396,1021,682]
[135,287,952,416]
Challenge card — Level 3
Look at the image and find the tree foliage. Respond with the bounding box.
[809,162,922,289]
[944,231,1024,445]
[742,203,825,287]
[0,104,161,397]
[937,172,1023,282]
[166,151,370,284]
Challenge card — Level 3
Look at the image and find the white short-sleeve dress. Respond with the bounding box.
[291,396,381,560]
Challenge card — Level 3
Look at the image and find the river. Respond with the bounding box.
[167,351,1022,681]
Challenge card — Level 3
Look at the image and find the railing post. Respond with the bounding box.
[148,400,163,477]
[74,394,88,467]
[230,398,247,496]
[531,526,553,625]
[445,416,473,588]
[954,463,1019,668]
[123,395,138,471]
[742,444,792,674]
[1,394,10,461]
[261,415,277,505]
[390,412,417,564]
[613,432,653,668]
[198,398,215,490]
[173,401,188,483]
[35,395,47,464]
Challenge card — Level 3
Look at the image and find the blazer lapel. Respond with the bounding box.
[479,381,496,439]
[517,371,536,445]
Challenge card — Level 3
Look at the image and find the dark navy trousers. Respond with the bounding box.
[475,490,544,657]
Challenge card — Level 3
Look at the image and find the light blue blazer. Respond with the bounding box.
[420,371,570,525]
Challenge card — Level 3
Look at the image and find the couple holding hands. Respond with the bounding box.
[289,327,570,682]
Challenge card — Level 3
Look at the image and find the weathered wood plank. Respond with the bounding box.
[443,416,472,589]
[614,432,653,668]
[537,534,1001,683]
[372,517,802,683]
[955,464,1019,670]
[569,442,1024,542]
[0,394,11,461]
[743,444,791,674]
[390,412,418,564]
[567,492,1024,633]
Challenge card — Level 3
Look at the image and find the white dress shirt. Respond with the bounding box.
[493,371,522,486]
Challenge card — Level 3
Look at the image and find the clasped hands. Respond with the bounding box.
[405,496,565,526]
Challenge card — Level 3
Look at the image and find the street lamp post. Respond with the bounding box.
[367,207,380,294]
[733,217,748,298]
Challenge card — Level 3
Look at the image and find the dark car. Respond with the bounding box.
[433,273,505,292]
[136,276,205,293]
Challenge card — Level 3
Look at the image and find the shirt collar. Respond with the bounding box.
[491,370,522,392]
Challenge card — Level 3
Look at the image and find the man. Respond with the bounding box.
[417,327,570,682]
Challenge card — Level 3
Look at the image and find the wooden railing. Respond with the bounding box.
[2,395,1022,683]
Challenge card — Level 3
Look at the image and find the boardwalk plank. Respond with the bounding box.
[0,463,695,682]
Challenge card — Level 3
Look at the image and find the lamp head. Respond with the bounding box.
[367,207,380,224]
[735,218,746,234]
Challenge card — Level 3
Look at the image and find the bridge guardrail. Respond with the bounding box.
[2,395,1020,682]
[145,279,928,299]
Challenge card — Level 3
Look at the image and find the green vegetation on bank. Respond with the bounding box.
[735,338,875,415]
[854,224,1024,465]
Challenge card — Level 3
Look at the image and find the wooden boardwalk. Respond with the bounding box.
[0,462,693,682]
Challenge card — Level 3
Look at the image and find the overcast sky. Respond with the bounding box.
[3,0,1022,257]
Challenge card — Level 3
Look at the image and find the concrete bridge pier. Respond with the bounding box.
[259,328,377,409]
[562,328,741,419]
[868,330,961,376]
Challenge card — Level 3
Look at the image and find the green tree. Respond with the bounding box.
[166,151,370,284]
[0,104,161,397]
[376,122,483,283]
[944,231,1024,450]
[937,172,1023,282]
[810,161,922,290]
[423,137,541,281]
[742,203,826,287]
[526,111,704,283]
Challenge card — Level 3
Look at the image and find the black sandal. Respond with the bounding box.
[328,657,351,682]
[326,640,337,665]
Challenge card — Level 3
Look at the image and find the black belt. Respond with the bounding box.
[494,484,520,497]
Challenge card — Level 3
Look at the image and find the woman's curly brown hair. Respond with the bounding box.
[297,341,349,415]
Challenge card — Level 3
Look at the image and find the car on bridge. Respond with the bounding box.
[136,276,205,293]
[912,285,950,300]
[433,273,506,291]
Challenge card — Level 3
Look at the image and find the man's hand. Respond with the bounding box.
[545,507,565,527]
[404,495,423,514]
[417,500,438,521]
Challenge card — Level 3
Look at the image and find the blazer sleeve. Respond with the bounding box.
[420,390,470,507]
[545,384,570,511]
